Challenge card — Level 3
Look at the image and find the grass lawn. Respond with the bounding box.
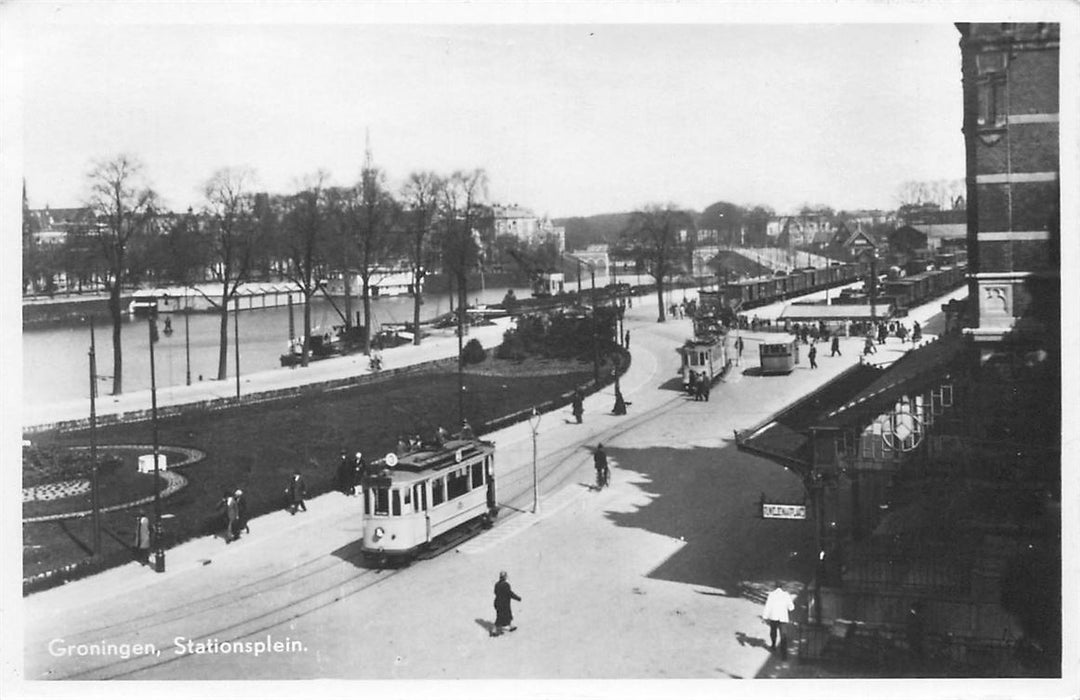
[23,355,606,587]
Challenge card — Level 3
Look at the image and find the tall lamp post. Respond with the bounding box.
[528,407,540,513]
[148,311,165,572]
[184,295,192,386]
[88,318,102,560]
[234,295,241,400]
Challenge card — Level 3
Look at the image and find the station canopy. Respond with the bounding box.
[777,303,890,322]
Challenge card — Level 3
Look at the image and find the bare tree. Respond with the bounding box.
[355,158,402,354]
[400,171,443,345]
[620,203,692,323]
[279,171,333,367]
[202,167,259,380]
[86,154,158,395]
[440,169,489,328]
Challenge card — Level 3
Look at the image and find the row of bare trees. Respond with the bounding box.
[53,154,492,396]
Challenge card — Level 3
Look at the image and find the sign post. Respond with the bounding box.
[759,493,808,520]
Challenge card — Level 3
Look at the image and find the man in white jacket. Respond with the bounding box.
[762,583,795,658]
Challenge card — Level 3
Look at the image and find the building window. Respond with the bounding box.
[975,50,1008,144]
[976,75,1007,131]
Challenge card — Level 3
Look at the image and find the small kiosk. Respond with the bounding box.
[759,340,799,375]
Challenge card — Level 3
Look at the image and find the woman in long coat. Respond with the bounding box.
[492,571,522,636]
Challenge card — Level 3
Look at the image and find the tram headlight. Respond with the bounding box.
[373,526,385,541]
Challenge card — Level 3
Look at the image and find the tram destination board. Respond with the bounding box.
[760,502,807,520]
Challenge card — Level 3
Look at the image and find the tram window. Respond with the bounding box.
[392,489,402,516]
[416,483,428,510]
[363,488,370,515]
[432,477,445,506]
[373,487,390,516]
[448,468,470,499]
[471,462,484,488]
[403,489,412,507]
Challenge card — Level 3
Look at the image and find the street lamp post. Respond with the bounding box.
[528,407,541,513]
[148,312,165,573]
[184,296,191,386]
[88,318,101,560]
[234,296,241,400]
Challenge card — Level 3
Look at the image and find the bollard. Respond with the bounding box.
[154,549,166,573]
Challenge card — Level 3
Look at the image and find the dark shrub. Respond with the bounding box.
[462,338,487,365]
[495,329,527,361]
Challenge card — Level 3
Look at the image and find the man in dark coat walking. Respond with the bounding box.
[286,471,307,514]
[593,443,610,489]
[492,570,522,636]
[808,343,818,369]
[571,390,584,424]
[830,335,841,357]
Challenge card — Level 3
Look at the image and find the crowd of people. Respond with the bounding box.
[687,370,712,401]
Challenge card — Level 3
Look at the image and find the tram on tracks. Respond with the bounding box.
[677,310,732,392]
[361,438,498,562]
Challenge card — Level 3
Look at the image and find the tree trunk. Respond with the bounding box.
[343,271,353,331]
[654,273,666,323]
[458,269,468,338]
[216,292,230,380]
[362,277,372,356]
[109,284,124,395]
[301,293,312,367]
[412,262,423,346]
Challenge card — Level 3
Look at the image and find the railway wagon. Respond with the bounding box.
[362,438,497,562]
[721,261,870,312]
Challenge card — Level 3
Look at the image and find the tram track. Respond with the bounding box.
[37,319,690,680]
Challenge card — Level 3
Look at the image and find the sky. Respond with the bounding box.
[13,5,969,218]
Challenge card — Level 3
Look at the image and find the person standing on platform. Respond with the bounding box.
[337,450,353,495]
[762,583,795,659]
[491,571,522,636]
[352,452,366,495]
[234,488,250,536]
[863,335,877,356]
[572,390,584,424]
[808,343,818,369]
[133,511,151,563]
[735,336,744,366]
[221,490,239,542]
[624,330,630,349]
[830,334,841,357]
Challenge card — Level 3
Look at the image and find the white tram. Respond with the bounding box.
[677,333,731,392]
[361,438,497,561]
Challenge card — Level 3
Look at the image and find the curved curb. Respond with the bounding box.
[21,445,204,524]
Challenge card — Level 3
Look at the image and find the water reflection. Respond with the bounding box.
[23,288,523,408]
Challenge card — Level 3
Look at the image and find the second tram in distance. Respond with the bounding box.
[361,438,498,562]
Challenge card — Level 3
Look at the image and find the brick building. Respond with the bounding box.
[735,22,1061,675]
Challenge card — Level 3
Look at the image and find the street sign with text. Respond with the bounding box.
[761,502,807,520]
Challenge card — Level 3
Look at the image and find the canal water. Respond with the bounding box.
[22,287,526,409]
[23,271,662,409]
